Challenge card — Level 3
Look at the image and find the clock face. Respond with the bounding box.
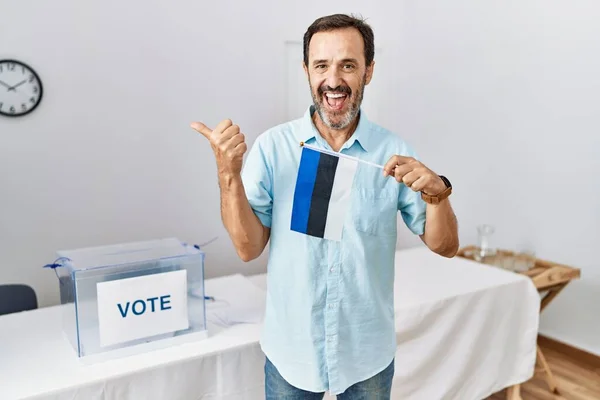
[0,59,43,117]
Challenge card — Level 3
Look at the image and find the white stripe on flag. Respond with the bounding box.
[323,156,358,241]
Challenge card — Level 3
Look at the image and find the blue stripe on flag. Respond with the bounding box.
[291,147,321,234]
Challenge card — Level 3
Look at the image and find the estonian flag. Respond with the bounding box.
[291,144,358,241]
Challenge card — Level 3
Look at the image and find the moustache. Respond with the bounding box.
[318,85,352,96]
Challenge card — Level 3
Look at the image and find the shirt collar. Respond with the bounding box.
[296,105,373,152]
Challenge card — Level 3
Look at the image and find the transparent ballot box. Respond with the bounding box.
[51,237,207,363]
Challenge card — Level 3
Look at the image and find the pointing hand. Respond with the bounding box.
[191,119,247,177]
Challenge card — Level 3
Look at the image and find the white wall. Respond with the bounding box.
[1,1,598,355]
[0,0,402,305]
[393,1,600,356]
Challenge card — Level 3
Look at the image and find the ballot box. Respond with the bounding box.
[51,237,208,363]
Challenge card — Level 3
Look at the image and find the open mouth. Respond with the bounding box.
[324,92,348,111]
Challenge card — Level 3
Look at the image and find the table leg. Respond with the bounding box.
[540,283,567,312]
[506,384,522,400]
[537,345,560,394]
[536,283,566,395]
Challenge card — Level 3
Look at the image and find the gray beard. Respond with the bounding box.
[310,77,366,130]
[316,102,359,130]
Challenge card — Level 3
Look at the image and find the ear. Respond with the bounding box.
[365,61,375,85]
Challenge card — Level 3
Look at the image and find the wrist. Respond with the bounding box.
[423,177,447,196]
[219,172,243,189]
[421,175,452,205]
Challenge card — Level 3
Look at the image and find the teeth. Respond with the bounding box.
[325,93,346,98]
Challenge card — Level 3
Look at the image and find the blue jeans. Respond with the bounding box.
[264,357,395,399]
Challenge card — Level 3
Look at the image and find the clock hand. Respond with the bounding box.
[8,80,27,91]
[0,80,12,90]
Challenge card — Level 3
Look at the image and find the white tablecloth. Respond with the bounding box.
[0,247,540,400]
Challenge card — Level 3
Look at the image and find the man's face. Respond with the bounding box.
[304,27,374,130]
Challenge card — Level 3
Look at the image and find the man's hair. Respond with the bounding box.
[303,13,375,67]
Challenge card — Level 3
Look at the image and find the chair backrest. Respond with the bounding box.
[0,284,38,316]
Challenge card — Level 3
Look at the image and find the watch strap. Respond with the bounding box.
[421,175,452,205]
[421,186,452,204]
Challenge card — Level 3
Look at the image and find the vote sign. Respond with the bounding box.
[96,269,189,347]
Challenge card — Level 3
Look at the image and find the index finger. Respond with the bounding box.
[382,155,412,176]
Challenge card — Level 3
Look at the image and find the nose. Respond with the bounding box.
[324,66,343,89]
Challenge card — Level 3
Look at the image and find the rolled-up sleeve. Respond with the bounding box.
[241,135,273,228]
[397,145,427,235]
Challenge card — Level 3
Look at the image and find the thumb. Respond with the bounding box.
[190,122,213,139]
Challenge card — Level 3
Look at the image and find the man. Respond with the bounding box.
[192,13,459,399]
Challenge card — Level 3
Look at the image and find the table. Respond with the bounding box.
[0,247,541,400]
[457,246,581,400]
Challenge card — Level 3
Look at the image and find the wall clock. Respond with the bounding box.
[0,59,43,117]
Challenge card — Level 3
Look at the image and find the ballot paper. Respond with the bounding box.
[200,274,266,327]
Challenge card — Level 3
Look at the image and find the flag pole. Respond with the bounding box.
[300,142,384,170]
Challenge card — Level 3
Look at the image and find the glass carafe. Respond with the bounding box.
[476,224,497,261]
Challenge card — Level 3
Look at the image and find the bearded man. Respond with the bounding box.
[192,13,459,400]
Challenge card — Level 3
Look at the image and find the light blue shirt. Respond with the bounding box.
[241,105,427,395]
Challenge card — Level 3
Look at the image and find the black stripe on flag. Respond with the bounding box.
[306,152,339,238]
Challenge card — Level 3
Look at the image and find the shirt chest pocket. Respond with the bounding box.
[351,188,398,237]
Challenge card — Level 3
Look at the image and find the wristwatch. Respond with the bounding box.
[421,175,452,205]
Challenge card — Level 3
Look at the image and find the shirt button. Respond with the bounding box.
[329,303,335,309]
[330,267,335,272]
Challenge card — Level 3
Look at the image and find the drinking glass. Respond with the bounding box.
[476,224,497,261]
[513,248,536,272]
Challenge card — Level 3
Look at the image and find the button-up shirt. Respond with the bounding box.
[241,105,427,395]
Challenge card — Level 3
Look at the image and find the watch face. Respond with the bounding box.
[0,59,43,117]
[440,175,452,188]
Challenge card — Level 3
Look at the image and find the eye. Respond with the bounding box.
[315,64,326,69]
[343,64,355,70]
